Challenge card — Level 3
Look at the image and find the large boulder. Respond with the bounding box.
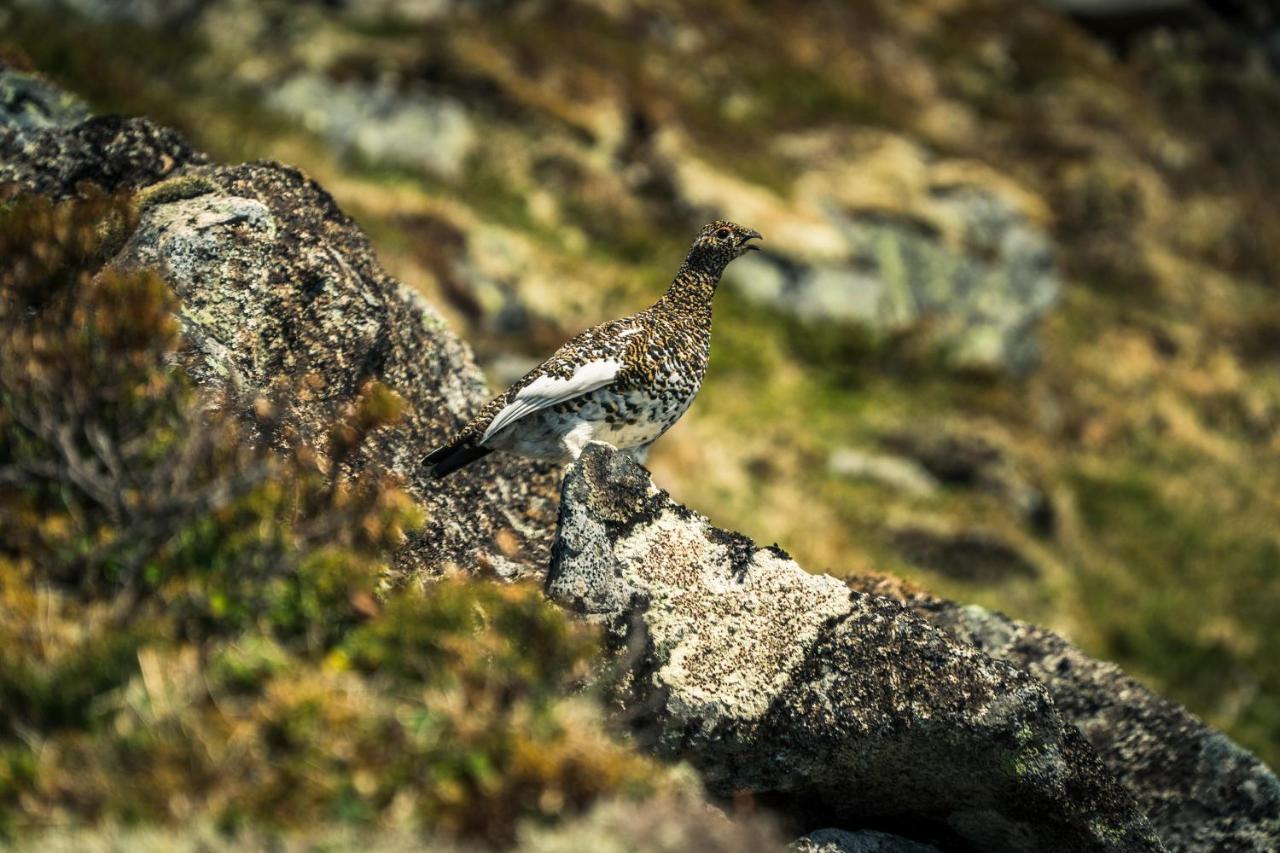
[547,443,1163,853]
[114,164,561,579]
[548,443,1280,853]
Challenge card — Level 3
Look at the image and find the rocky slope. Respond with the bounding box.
[7,0,1280,776]
[5,63,1278,851]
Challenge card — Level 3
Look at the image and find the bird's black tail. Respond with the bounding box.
[423,442,493,479]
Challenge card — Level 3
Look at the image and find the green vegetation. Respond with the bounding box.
[0,192,668,844]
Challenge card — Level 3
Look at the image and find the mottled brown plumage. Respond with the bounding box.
[424,221,761,477]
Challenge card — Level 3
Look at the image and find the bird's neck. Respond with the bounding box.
[654,262,722,322]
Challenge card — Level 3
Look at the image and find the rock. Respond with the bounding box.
[728,184,1058,376]
[117,165,559,579]
[863,589,1280,853]
[793,828,941,853]
[827,448,939,498]
[0,113,206,197]
[548,443,1163,853]
[0,65,90,135]
[1,106,559,581]
[266,73,475,179]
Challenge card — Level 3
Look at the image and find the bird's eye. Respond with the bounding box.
[715,228,731,240]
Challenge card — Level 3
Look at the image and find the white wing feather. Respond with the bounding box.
[480,358,621,444]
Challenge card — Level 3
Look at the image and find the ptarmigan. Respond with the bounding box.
[423,220,762,478]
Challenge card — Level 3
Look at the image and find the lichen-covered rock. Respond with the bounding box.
[720,144,1060,376]
[112,164,559,579]
[862,589,1280,853]
[266,73,475,179]
[0,92,560,580]
[730,190,1058,375]
[548,443,1163,853]
[0,112,206,197]
[0,65,90,134]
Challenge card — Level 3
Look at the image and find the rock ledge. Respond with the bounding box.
[549,443,1279,853]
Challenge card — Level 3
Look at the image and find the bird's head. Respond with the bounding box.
[684,220,763,274]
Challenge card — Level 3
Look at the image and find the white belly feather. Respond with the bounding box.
[486,386,695,462]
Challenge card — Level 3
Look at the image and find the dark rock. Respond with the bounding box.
[548,443,1163,853]
[0,113,207,197]
[854,584,1280,853]
[0,65,90,135]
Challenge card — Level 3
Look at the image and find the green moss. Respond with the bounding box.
[134,174,220,212]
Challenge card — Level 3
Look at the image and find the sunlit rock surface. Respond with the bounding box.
[551,442,1279,852]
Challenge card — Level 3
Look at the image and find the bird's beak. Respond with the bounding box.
[742,230,763,252]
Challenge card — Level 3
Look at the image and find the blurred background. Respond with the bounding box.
[4,0,1278,780]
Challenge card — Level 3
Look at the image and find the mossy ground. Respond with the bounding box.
[4,0,1279,778]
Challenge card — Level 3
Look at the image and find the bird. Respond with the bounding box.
[423,220,762,478]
